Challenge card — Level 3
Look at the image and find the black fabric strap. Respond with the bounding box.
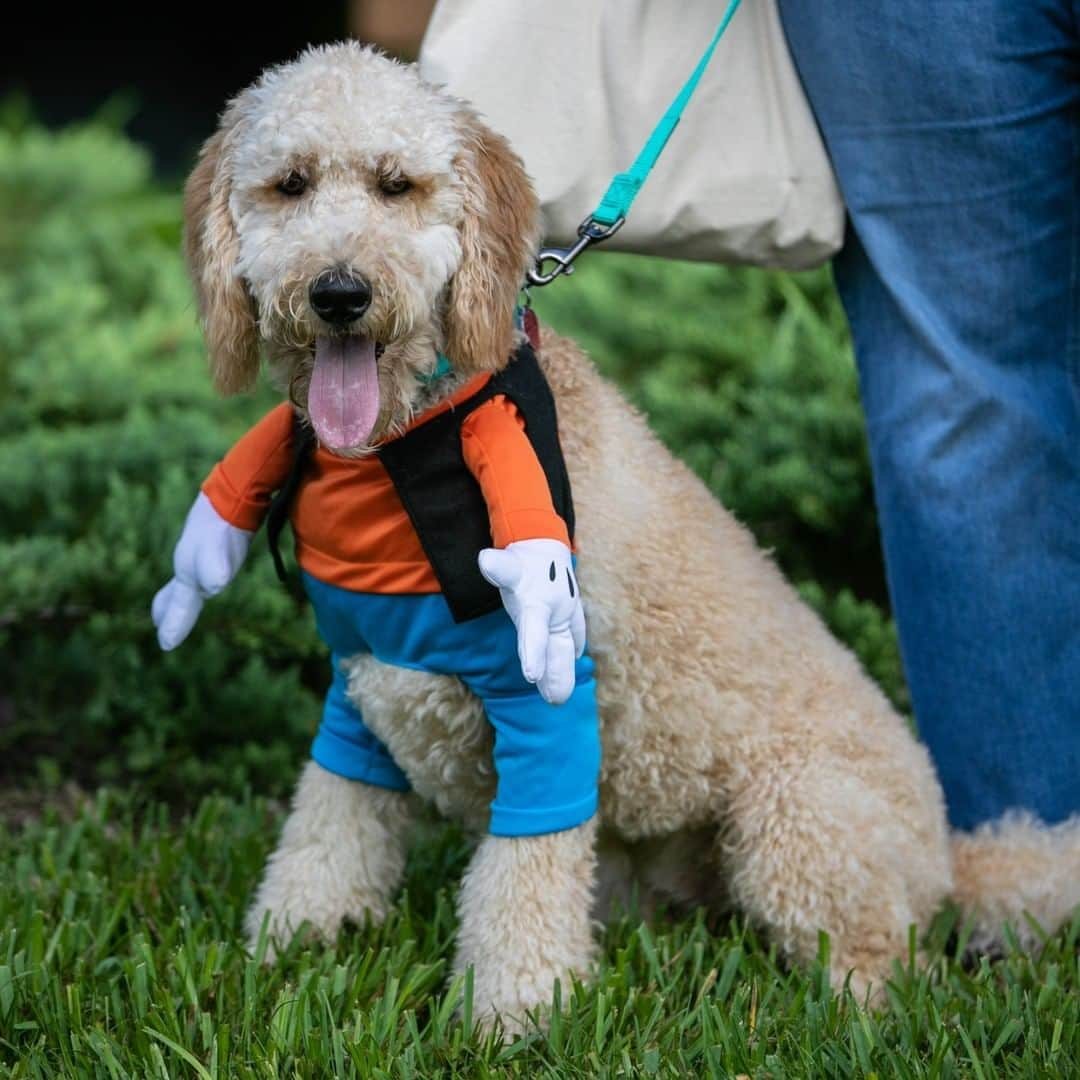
[376,341,574,622]
[265,417,316,584]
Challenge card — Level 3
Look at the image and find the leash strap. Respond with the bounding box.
[527,0,743,286]
[591,0,743,227]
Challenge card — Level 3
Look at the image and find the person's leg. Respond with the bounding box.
[310,656,413,789]
[467,658,601,837]
[246,580,416,956]
[453,612,601,1028]
[778,1,1080,939]
[304,580,603,1024]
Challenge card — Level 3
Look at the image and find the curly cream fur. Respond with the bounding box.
[951,812,1080,954]
[187,42,969,1026]
[454,821,598,1035]
[340,330,954,1007]
[245,761,415,958]
[184,116,261,394]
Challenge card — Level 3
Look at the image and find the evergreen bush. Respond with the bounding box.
[0,116,905,803]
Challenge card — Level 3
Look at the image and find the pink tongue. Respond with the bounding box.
[308,336,380,450]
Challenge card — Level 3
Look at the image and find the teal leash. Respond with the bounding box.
[591,0,743,227]
[527,0,743,287]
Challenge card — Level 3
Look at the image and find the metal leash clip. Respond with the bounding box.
[526,214,625,287]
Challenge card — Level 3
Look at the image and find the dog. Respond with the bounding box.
[164,41,954,1031]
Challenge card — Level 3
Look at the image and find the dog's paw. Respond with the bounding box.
[829,946,906,1010]
[243,905,309,966]
[245,762,413,962]
[461,961,582,1039]
[453,824,599,1037]
[455,924,596,1037]
[244,844,394,962]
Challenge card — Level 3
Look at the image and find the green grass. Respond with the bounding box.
[4,110,1079,1079]
[2,792,1079,1077]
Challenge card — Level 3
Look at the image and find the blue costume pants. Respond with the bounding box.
[302,573,601,837]
[779,1,1080,829]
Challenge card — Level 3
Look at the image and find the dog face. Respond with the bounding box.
[183,43,538,451]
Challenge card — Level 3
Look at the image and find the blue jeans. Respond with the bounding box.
[302,573,601,837]
[778,1,1080,831]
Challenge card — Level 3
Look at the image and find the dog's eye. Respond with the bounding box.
[378,175,413,197]
[277,171,308,197]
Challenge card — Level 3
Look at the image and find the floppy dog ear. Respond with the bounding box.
[446,110,540,373]
[183,111,261,395]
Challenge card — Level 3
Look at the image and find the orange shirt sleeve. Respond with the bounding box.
[200,403,295,531]
[461,395,571,549]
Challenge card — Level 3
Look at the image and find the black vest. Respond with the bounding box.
[266,341,575,623]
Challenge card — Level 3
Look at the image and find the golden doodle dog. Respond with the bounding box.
[156,42,957,1030]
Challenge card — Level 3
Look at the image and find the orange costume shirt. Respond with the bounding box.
[201,374,571,594]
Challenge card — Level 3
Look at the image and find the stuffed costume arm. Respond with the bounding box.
[462,395,586,705]
[153,404,295,650]
[478,540,585,705]
[153,493,255,649]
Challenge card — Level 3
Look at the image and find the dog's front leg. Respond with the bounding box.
[246,760,414,959]
[453,818,598,1034]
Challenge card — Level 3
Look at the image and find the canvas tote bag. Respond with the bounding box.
[419,0,845,271]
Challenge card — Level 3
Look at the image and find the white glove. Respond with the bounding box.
[478,538,586,706]
[152,492,253,651]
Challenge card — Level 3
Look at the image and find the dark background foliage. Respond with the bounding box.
[0,110,902,805]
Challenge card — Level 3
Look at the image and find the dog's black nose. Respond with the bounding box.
[309,271,372,326]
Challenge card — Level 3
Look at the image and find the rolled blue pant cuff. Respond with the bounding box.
[488,791,598,837]
[311,733,411,791]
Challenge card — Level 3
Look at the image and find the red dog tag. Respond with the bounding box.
[522,307,540,349]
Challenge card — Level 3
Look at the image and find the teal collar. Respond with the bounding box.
[417,352,453,385]
[419,305,527,383]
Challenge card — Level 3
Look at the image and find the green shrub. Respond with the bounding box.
[530,254,886,600]
[0,117,904,803]
[0,118,323,800]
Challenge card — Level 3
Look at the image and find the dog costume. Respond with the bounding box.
[170,317,600,837]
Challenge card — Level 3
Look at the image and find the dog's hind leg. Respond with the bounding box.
[245,760,414,960]
[718,738,951,1003]
[453,817,598,1034]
